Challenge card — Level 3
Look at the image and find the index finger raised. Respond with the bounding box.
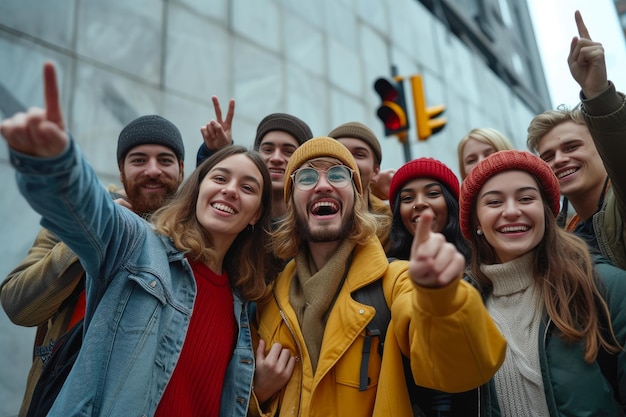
[411,210,433,251]
[43,61,65,131]
[575,10,591,40]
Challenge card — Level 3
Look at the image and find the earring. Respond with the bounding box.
[247,224,255,232]
[477,229,483,235]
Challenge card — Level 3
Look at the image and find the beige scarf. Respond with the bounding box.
[289,239,356,372]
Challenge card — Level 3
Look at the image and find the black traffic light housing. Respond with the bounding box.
[374,77,410,138]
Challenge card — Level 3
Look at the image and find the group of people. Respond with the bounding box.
[1,10,626,417]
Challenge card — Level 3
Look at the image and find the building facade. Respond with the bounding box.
[0,0,550,414]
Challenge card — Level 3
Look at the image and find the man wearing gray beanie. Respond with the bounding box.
[197,97,312,219]
[116,114,185,214]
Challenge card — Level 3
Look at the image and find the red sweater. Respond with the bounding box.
[155,259,236,416]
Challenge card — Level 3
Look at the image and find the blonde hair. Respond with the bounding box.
[527,105,585,153]
[457,128,513,179]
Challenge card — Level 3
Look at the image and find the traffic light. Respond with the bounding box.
[410,75,446,141]
[374,77,410,139]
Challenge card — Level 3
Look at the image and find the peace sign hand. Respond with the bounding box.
[200,95,235,151]
[408,211,465,288]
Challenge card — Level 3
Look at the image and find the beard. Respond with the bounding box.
[297,214,354,243]
[123,176,179,216]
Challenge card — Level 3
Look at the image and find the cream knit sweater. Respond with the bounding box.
[481,253,550,417]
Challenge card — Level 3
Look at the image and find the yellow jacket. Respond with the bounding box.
[252,236,505,417]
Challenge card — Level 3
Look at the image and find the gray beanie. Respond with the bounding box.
[254,113,313,150]
[117,115,185,163]
[328,121,382,165]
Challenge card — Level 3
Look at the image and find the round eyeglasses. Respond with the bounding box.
[291,165,354,191]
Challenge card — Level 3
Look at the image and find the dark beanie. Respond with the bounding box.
[117,115,185,163]
[389,157,459,210]
[459,150,560,240]
[254,113,313,150]
[327,121,382,165]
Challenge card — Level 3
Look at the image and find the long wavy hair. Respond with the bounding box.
[388,183,470,263]
[272,159,380,260]
[467,178,621,363]
[151,145,282,302]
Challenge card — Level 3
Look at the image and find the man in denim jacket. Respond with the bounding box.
[1,61,273,417]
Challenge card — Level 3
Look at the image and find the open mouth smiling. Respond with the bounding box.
[556,167,578,179]
[311,201,339,216]
[497,225,530,233]
[212,202,236,214]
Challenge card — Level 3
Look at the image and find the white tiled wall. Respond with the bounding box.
[0,1,540,414]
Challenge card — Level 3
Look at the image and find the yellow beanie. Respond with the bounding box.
[284,136,362,203]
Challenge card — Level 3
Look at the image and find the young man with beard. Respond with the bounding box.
[526,11,626,270]
[248,137,506,417]
[0,114,185,416]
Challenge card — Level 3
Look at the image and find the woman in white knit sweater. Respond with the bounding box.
[459,149,626,416]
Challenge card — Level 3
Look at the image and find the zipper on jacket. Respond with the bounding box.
[275,293,304,417]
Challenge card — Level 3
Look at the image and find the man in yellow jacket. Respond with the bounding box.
[249,137,506,417]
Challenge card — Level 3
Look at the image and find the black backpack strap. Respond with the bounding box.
[26,318,84,417]
[352,274,391,391]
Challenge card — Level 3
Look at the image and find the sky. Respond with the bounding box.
[526,0,626,108]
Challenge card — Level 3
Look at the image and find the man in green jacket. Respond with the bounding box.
[526,11,626,270]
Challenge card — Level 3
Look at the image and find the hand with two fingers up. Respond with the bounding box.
[200,95,235,151]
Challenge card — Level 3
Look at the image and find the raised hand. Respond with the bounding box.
[370,168,395,201]
[253,339,295,404]
[408,211,464,288]
[0,61,68,157]
[199,95,235,150]
[568,10,609,99]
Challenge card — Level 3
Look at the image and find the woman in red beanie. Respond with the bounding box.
[387,157,473,417]
[388,157,470,263]
[459,149,626,415]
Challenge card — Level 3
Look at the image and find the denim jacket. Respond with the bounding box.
[10,139,254,417]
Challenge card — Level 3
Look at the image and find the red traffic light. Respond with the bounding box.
[374,77,409,136]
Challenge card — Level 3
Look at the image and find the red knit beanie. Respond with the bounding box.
[388,157,460,210]
[459,150,561,240]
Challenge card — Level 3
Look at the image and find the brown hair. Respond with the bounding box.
[467,181,621,363]
[151,145,282,302]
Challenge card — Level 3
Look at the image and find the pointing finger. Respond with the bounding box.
[43,61,65,132]
[575,10,591,40]
[412,210,433,252]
